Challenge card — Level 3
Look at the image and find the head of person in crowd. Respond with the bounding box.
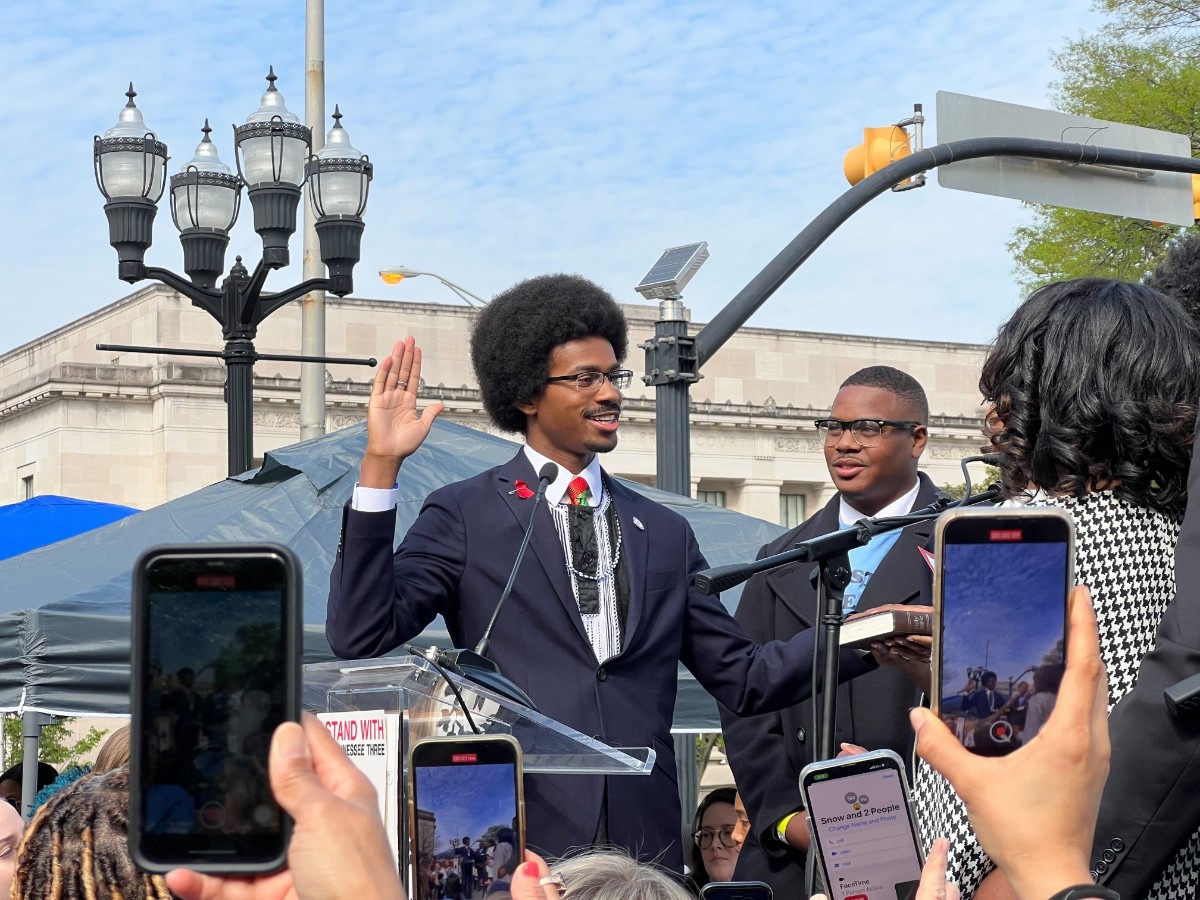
[820,365,929,516]
[0,762,59,812]
[1033,662,1065,696]
[93,724,132,774]
[1146,230,1200,331]
[470,274,628,472]
[547,849,693,900]
[689,786,740,887]
[11,766,171,900]
[980,278,1200,515]
[0,799,24,900]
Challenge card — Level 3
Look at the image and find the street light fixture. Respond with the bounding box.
[379,266,487,308]
[92,71,377,477]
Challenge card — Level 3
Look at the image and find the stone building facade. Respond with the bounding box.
[0,285,990,523]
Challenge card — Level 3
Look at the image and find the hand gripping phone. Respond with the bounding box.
[129,543,301,874]
[933,507,1074,756]
[800,750,924,900]
[409,735,525,900]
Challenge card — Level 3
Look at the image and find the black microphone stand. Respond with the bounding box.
[695,485,999,763]
[432,463,560,710]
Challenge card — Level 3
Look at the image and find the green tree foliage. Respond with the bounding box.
[1008,1,1200,290]
[2,715,109,770]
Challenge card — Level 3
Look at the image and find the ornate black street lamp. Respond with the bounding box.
[93,71,376,476]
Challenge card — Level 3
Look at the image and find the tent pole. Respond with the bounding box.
[20,711,52,820]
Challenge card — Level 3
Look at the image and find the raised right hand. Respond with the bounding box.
[361,336,445,488]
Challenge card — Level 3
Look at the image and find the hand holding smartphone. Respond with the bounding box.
[409,735,525,900]
[130,544,301,874]
[932,508,1074,757]
[800,749,925,900]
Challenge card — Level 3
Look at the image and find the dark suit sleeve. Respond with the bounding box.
[678,522,873,717]
[326,489,468,659]
[1089,538,1200,892]
[719,559,808,854]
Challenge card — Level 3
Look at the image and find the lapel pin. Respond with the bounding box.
[632,516,645,531]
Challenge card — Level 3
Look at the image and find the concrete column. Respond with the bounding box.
[738,479,784,523]
[816,483,840,508]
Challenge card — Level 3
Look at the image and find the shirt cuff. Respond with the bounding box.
[351,483,398,511]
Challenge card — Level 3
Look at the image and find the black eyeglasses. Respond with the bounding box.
[544,369,633,392]
[693,825,739,849]
[814,418,922,447]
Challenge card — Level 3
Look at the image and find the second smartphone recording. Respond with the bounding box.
[933,507,1074,756]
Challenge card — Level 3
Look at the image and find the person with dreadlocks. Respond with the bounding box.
[326,273,879,870]
[10,766,172,900]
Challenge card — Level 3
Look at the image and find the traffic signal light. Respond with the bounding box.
[1192,174,1200,222]
[843,125,913,186]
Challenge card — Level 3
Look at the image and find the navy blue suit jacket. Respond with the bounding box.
[326,451,873,869]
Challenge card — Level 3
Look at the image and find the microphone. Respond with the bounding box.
[695,485,999,595]
[435,461,559,708]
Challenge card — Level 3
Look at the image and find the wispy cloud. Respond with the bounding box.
[1,0,1104,352]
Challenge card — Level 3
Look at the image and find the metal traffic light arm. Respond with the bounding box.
[692,135,1200,366]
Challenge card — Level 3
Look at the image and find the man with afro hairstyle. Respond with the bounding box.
[326,273,876,870]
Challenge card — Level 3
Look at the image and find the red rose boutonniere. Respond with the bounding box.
[513,480,535,499]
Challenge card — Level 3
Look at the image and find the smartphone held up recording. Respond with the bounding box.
[933,508,1074,756]
[800,749,924,900]
[130,544,301,874]
[409,735,524,900]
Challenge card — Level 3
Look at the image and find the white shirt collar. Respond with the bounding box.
[522,445,604,506]
[838,478,921,527]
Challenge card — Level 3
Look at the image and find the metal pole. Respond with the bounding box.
[654,314,692,497]
[300,0,327,441]
[674,732,699,855]
[225,339,256,475]
[20,712,53,821]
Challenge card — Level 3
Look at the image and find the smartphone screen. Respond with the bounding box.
[801,751,923,900]
[934,509,1073,756]
[409,736,524,900]
[130,545,299,873]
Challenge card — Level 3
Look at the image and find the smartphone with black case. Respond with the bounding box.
[800,749,924,900]
[129,543,301,874]
[933,507,1074,756]
[698,881,773,899]
[409,735,524,900]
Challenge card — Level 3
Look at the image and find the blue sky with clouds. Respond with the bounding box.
[3,0,1107,353]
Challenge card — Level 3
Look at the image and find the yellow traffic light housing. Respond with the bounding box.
[843,125,913,186]
[1192,173,1200,222]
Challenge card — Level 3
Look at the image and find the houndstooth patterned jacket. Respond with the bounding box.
[913,490,1200,899]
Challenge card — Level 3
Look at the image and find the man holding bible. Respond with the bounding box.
[720,365,940,898]
[325,274,879,871]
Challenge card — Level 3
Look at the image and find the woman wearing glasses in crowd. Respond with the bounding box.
[688,787,742,892]
[913,278,1200,900]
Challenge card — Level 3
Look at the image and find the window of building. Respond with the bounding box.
[21,474,33,500]
[697,490,726,508]
[780,492,806,527]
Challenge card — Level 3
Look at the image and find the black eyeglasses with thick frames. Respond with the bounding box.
[693,825,739,849]
[544,369,634,392]
[814,418,922,448]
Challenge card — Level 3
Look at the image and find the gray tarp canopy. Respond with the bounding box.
[0,419,784,730]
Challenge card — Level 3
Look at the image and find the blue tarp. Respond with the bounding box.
[0,495,138,561]
[0,420,785,727]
